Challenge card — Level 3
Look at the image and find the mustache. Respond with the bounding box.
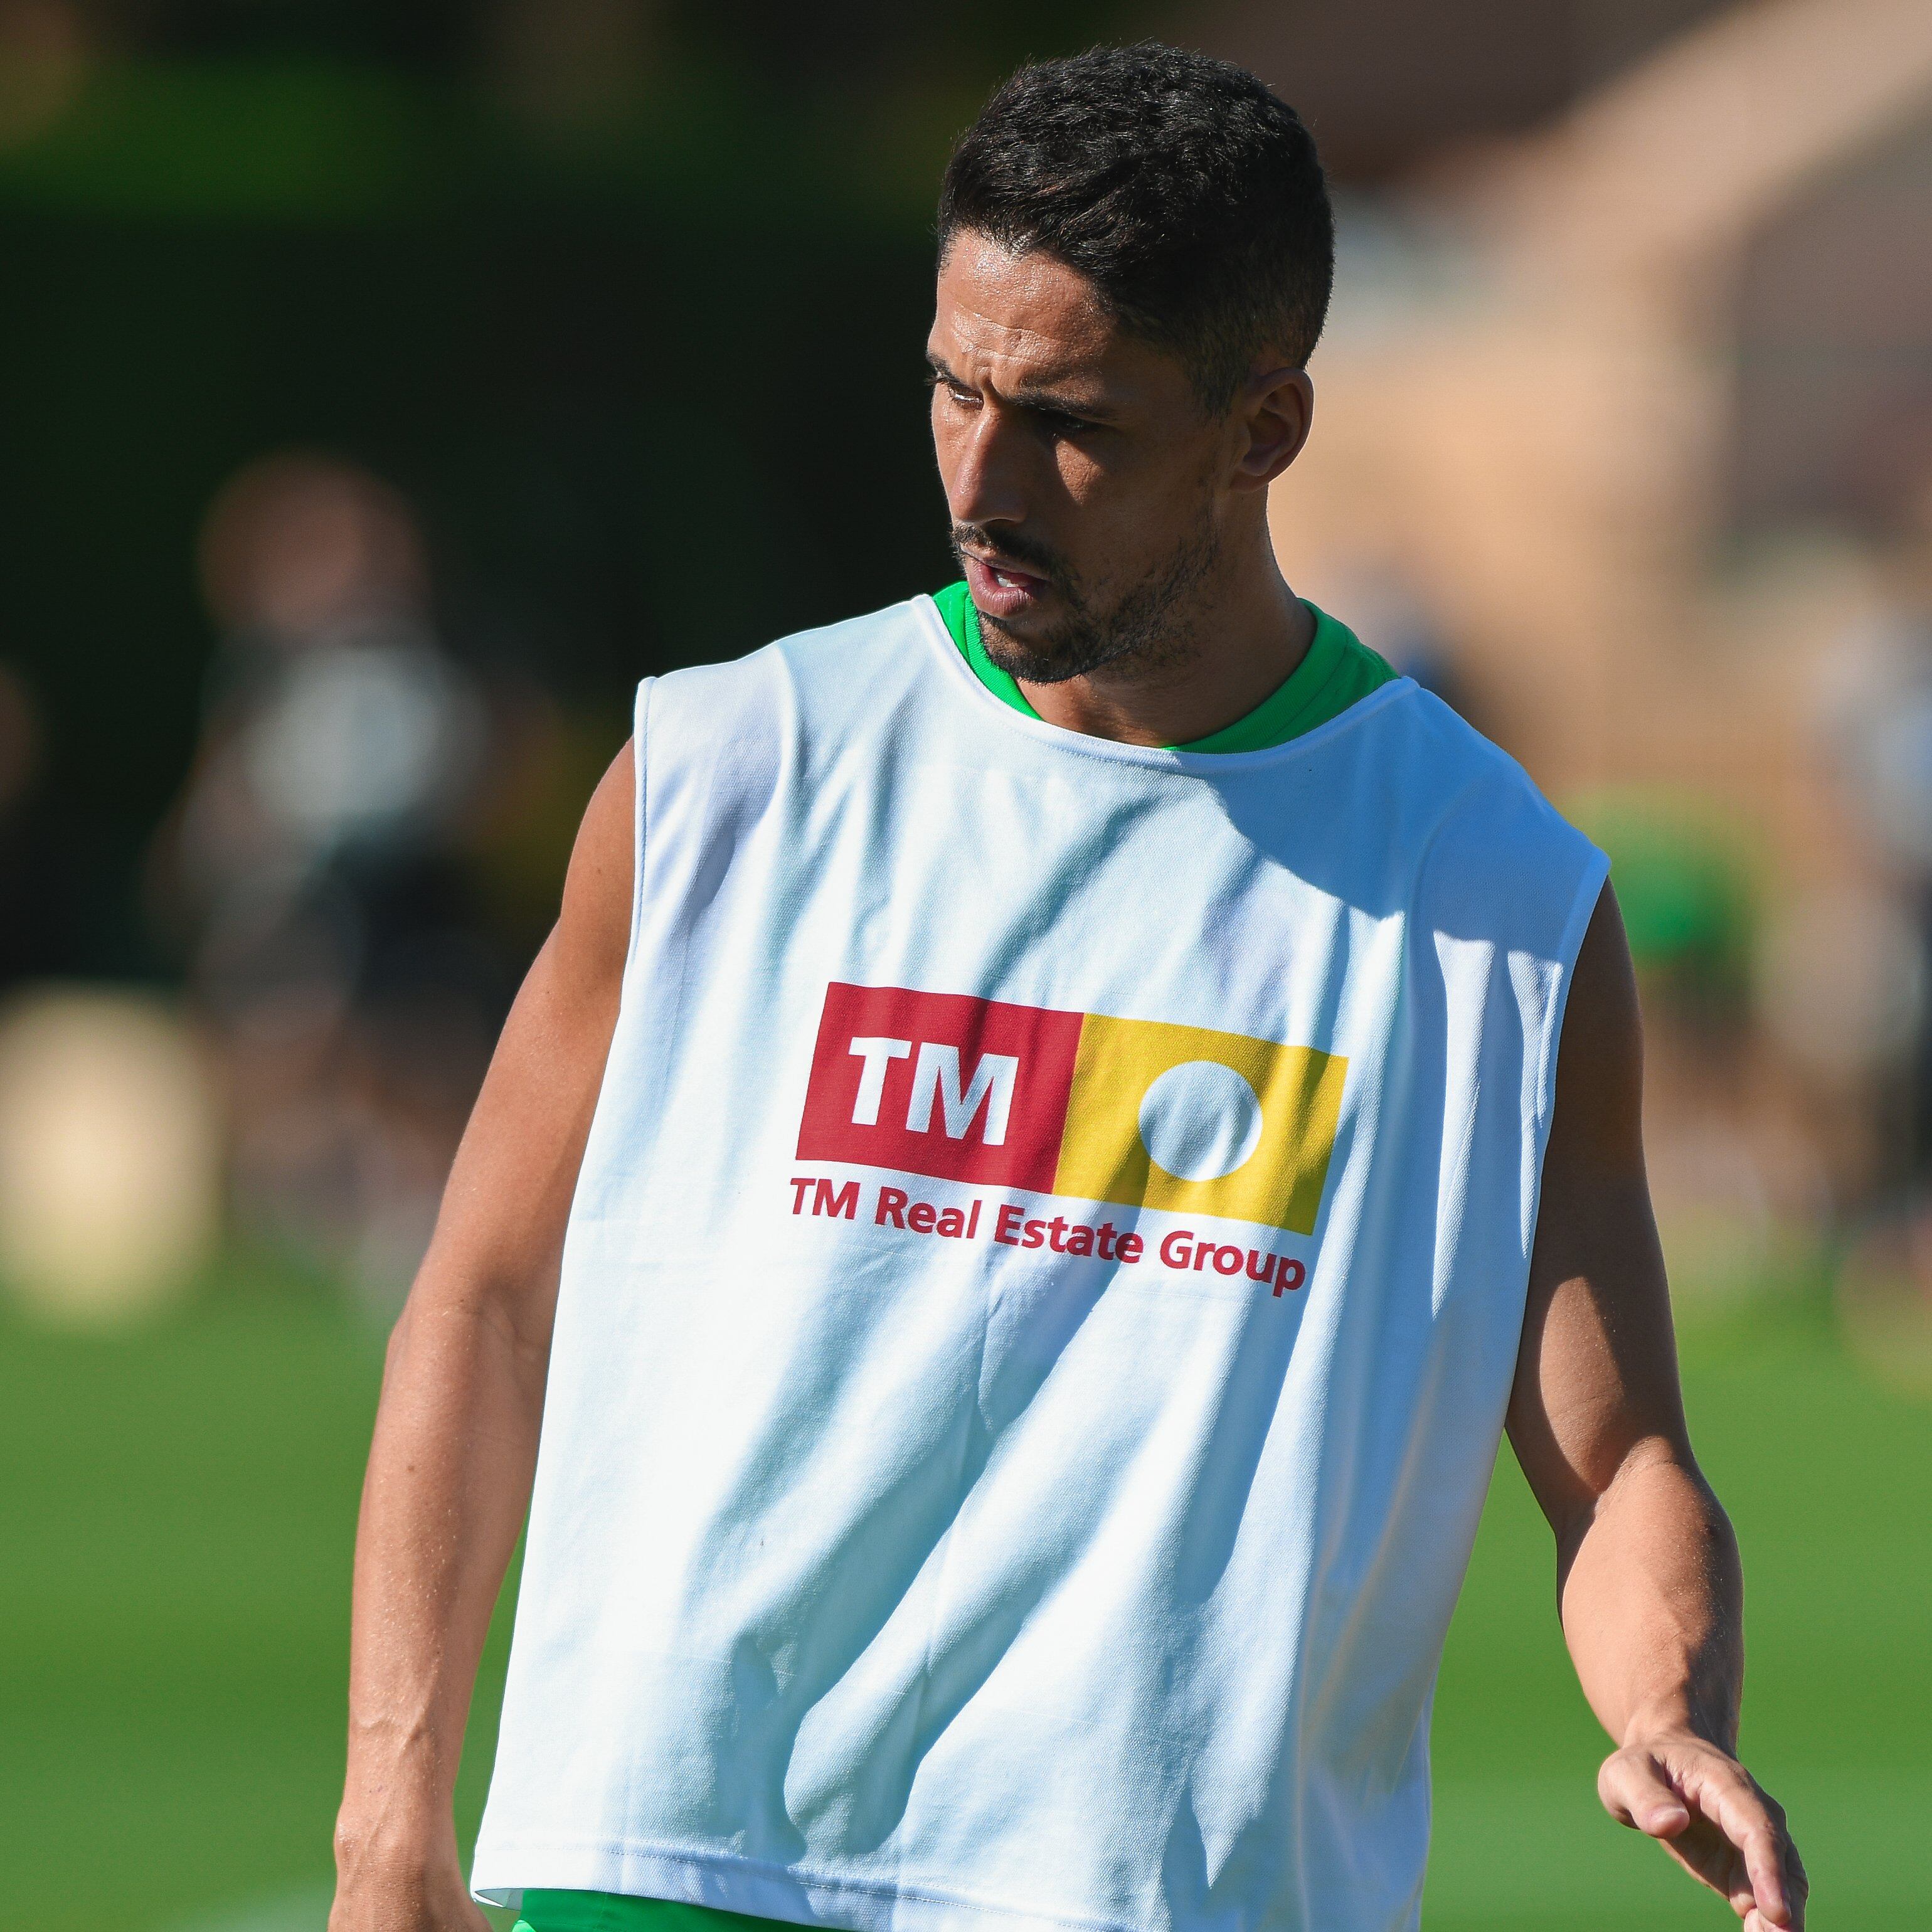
[949,524,1070,587]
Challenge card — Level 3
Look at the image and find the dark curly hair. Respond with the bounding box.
[938,43,1334,415]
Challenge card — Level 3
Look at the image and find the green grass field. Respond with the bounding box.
[3,1283,1925,1931]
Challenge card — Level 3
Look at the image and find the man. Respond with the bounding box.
[329,45,1806,1932]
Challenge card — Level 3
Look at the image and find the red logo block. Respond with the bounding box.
[796,982,1083,1189]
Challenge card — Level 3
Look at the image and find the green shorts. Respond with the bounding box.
[514,1892,777,1932]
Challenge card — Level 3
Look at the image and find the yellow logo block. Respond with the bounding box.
[1051,1012,1346,1235]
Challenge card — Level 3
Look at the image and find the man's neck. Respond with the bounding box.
[1014,552,1314,748]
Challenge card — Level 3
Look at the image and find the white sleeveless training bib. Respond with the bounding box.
[472,594,1608,1932]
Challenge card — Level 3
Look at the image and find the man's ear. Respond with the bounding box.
[1229,366,1314,493]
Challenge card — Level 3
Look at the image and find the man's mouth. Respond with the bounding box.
[960,548,1054,618]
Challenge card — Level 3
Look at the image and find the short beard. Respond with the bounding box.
[950,514,1223,686]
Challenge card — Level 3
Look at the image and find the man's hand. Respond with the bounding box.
[1509,883,1805,1929]
[328,1834,491,1932]
[329,1869,489,1931]
[331,1783,490,1931]
[1599,1729,1807,1929]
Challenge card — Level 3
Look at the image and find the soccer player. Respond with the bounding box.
[329,45,1805,1932]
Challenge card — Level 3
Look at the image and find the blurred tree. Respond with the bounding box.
[0,0,1788,983]
[0,0,1170,980]
[661,0,1132,88]
[83,0,472,68]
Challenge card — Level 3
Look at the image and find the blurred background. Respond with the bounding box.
[1,1,1927,1926]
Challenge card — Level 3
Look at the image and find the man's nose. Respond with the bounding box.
[943,406,1029,530]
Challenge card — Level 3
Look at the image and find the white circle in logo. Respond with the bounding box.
[1137,1059,1265,1182]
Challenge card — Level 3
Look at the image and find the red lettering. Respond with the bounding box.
[1047,1216,1070,1252]
[815,1179,859,1219]
[797,984,1083,1189]
[789,1177,815,1216]
[1065,1225,1093,1256]
[1193,1243,1216,1271]
[937,1206,966,1238]
[1246,1250,1275,1284]
[1213,1245,1243,1275]
[995,1203,1024,1246]
[908,1201,937,1234]
[1115,1233,1144,1263]
[1160,1229,1192,1268]
[1273,1258,1306,1297]
[874,1186,908,1227]
[1022,1218,1048,1249]
[967,1199,982,1238]
[1096,1221,1117,1260]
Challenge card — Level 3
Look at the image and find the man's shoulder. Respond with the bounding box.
[1360,679,1563,822]
[1356,684,1606,948]
[649,595,932,712]
[632,595,940,807]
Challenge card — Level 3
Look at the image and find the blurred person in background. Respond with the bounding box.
[332,45,1803,1932]
[0,662,46,985]
[1802,519,1932,1344]
[1823,538,1932,1195]
[154,453,506,1303]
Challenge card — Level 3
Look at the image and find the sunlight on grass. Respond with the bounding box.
[0,1278,1923,1931]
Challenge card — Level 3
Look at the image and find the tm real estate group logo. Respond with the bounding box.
[792,982,1346,1290]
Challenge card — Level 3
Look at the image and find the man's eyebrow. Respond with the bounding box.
[1007,384,1116,422]
[926,353,1116,422]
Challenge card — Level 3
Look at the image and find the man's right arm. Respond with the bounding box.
[329,741,637,1932]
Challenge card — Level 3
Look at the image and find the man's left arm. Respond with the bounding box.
[1507,882,1807,1931]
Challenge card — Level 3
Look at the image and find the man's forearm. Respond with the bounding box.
[1557,1444,1744,1751]
[330,750,632,1932]
[1508,889,1802,1925]
[335,1273,547,1874]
